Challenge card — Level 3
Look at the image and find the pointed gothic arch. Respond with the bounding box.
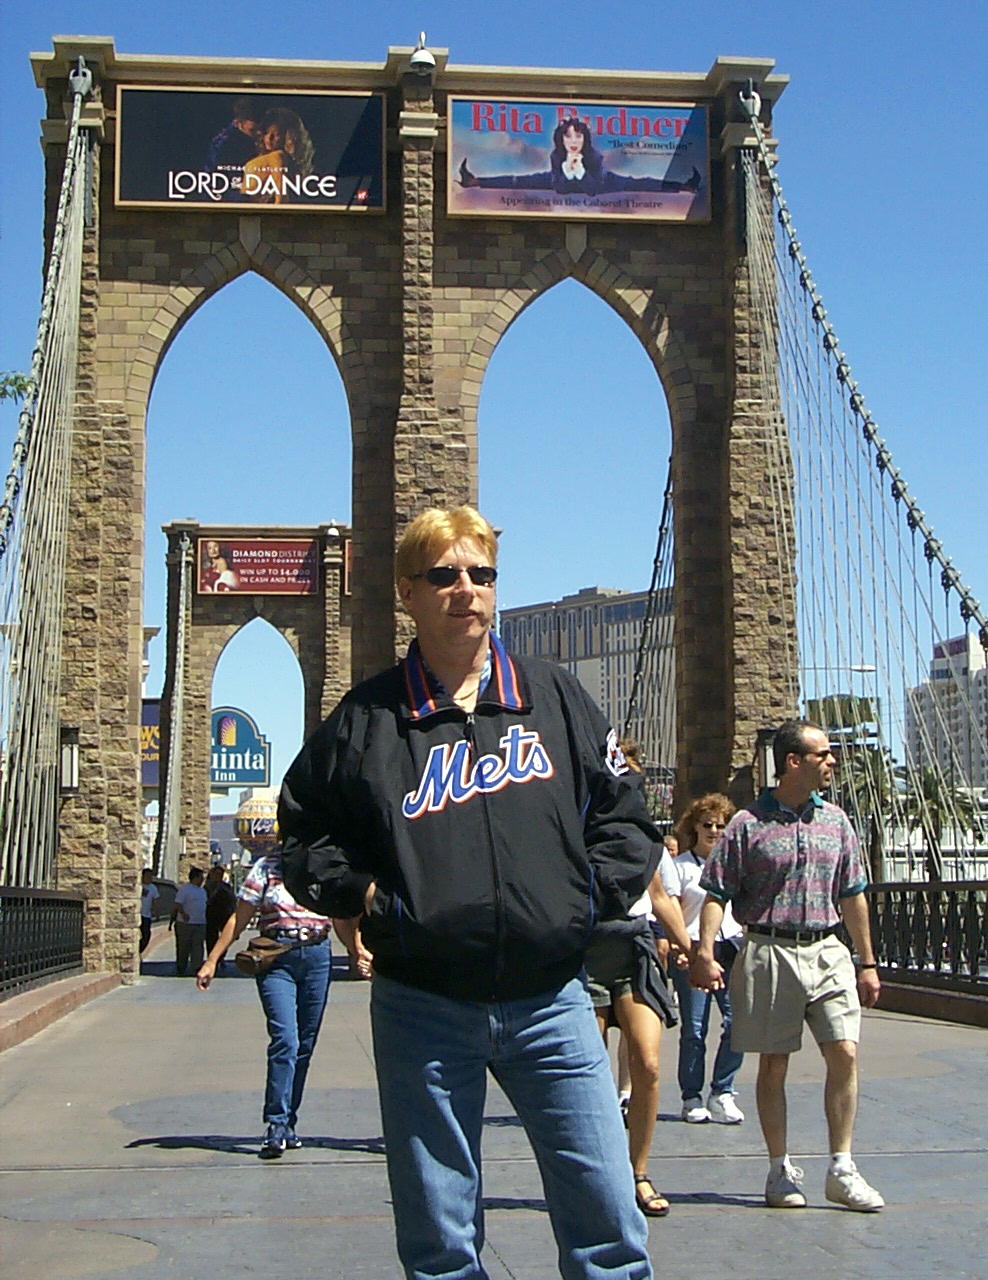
[34,37,791,976]
[124,233,370,422]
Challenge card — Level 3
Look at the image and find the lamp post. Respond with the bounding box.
[59,725,80,795]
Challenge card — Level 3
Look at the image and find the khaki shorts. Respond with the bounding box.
[584,932,635,1009]
[729,932,860,1054]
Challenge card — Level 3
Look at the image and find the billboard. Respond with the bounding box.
[141,699,160,790]
[211,707,271,790]
[116,87,385,211]
[805,695,877,732]
[197,538,320,595]
[447,97,710,223]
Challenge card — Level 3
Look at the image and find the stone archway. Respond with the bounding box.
[33,36,793,975]
[155,523,350,877]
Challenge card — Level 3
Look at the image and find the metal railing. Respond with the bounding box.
[865,880,988,993]
[0,887,85,998]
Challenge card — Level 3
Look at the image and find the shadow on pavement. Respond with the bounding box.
[137,960,253,979]
[667,1190,765,1209]
[125,1132,387,1155]
[483,1196,547,1212]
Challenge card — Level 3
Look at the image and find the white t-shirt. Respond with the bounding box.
[140,882,160,920]
[629,849,679,920]
[173,882,207,926]
[672,850,743,943]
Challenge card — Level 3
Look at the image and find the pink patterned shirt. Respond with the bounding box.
[699,790,868,932]
[238,854,332,936]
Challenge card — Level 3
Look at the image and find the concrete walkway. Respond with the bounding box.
[1,943,986,1279]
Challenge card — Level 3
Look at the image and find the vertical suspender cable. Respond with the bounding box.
[156,533,192,882]
[0,61,92,886]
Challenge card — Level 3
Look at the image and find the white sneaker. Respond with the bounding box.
[707,1091,744,1124]
[681,1096,710,1123]
[765,1162,806,1208]
[825,1162,884,1212]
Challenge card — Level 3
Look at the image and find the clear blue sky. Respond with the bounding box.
[1,2,985,789]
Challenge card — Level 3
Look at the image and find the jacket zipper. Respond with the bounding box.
[466,712,506,998]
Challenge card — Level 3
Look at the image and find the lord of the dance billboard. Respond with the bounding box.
[115,87,385,211]
[448,97,710,223]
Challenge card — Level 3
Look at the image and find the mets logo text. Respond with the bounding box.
[402,725,554,819]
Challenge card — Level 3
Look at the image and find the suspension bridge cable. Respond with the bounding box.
[623,462,676,813]
[154,533,192,882]
[0,60,93,886]
[740,83,987,877]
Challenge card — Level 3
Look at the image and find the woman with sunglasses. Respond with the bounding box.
[670,794,746,1124]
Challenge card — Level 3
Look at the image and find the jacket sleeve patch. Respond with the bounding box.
[604,729,630,777]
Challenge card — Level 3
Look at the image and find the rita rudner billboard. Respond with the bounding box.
[448,97,710,223]
[115,87,385,211]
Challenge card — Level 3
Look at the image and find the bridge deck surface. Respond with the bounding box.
[1,934,985,1279]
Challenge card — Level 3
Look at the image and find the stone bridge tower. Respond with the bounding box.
[31,37,794,975]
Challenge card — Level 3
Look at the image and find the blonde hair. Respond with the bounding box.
[675,792,735,851]
[395,506,498,587]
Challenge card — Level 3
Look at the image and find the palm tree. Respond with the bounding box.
[0,372,30,402]
[834,744,896,882]
[901,767,977,880]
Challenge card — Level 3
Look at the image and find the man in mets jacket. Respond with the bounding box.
[280,504,657,1280]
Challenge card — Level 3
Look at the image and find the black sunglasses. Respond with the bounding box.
[413,565,498,588]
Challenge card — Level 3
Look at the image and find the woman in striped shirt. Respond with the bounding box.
[198,850,342,1158]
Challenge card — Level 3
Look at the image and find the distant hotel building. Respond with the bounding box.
[905,633,988,789]
[499,585,675,782]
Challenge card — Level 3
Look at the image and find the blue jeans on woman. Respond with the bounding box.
[671,943,743,1099]
[371,973,652,1280]
[255,938,331,1129]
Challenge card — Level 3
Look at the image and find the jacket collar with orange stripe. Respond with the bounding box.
[401,634,531,722]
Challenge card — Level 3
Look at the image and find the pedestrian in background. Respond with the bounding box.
[170,867,207,976]
[691,720,883,1212]
[197,849,334,1160]
[670,794,745,1125]
[139,867,159,956]
[204,864,237,972]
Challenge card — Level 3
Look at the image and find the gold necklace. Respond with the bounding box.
[453,677,482,707]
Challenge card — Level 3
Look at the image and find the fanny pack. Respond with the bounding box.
[234,936,293,976]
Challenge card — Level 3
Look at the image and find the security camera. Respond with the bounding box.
[409,32,436,74]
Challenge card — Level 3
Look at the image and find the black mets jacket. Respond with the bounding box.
[279,634,659,1002]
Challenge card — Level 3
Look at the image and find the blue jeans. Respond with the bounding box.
[671,945,743,1098]
[371,974,652,1280]
[255,938,331,1128]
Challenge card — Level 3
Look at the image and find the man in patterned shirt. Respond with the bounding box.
[690,719,883,1213]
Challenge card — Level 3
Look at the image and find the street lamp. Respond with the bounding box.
[59,725,79,795]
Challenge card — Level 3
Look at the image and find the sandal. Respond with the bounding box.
[634,1175,670,1218]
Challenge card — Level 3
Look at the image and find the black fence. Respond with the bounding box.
[1,879,984,1003]
[0,887,85,998]
[865,880,988,994]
